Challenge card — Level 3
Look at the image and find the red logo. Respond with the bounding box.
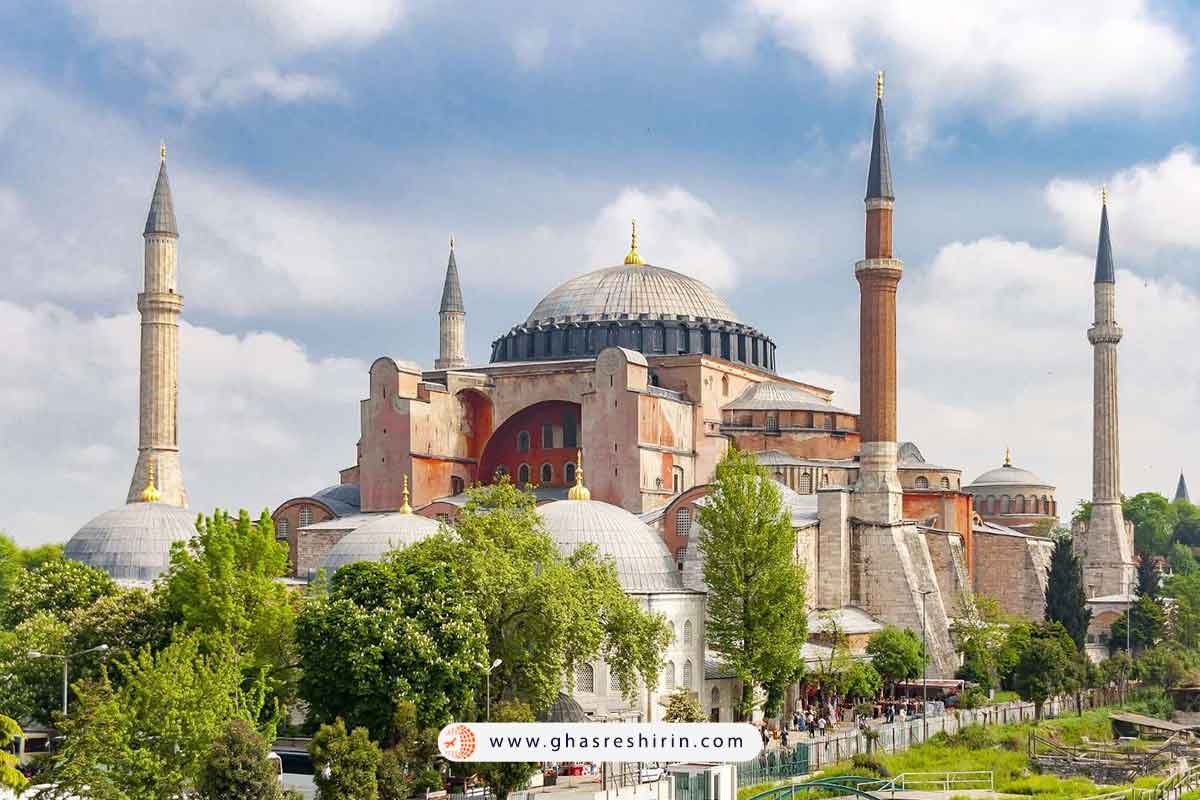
[440,724,476,759]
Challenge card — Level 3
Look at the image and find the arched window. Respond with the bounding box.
[799,473,813,494]
[1042,495,1050,514]
[940,476,951,490]
[518,464,531,485]
[766,413,779,432]
[683,619,693,644]
[675,546,687,564]
[575,663,595,693]
[683,660,693,689]
[701,328,712,355]
[541,463,553,484]
[655,325,667,353]
[608,324,619,346]
[820,473,830,487]
[277,517,289,538]
[721,376,730,397]
[1017,496,1026,513]
[517,431,530,453]
[564,461,577,484]
[711,687,720,705]
[915,476,929,489]
[672,466,684,493]
[664,661,676,691]
[676,507,692,536]
[299,505,313,527]
[451,476,465,495]
[1001,495,1011,513]
[609,669,621,692]
[824,414,835,430]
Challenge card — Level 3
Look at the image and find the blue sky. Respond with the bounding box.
[1,0,1198,544]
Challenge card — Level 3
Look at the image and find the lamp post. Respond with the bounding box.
[480,658,502,721]
[28,644,110,717]
[918,589,934,741]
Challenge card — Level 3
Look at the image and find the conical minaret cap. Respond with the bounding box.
[144,149,178,237]
[865,71,894,201]
[439,237,465,313]
[1176,472,1191,504]
[1094,191,1115,284]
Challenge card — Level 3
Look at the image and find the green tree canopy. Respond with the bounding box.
[951,595,1012,691]
[844,661,882,701]
[1167,572,1200,650]
[0,611,71,725]
[0,714,25,792]
[1044,536,1091,649]
[1137,555,1161,600]
[1013,621,1079,718]
[2,557,115,628]
[311,718,381,800]
[197,719,284,800]
[1109,596,1166,656]
[473,701,538,800]
[867,626,924,696]
[297,536,489,740]
[699,448,808,716]
[663,688,707,722]
[1125,492,1177,557]
[1169,542,1199,576]
[1174,501,1200,547]
[377,701,442,800]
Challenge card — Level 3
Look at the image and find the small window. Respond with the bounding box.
[721,376,729,396]
[451,476,465,495]
[565,461,577,484]
[683,619,693,645]
[298,505,313,527]
[668,621,676,644]
[517,431,531,453]
[940,477,950,490]
[541,423,554,449]
[675,546,687,564]
[683,660,693,689]
[711,687,720,705]
[663,661,676,691]
[563,411,578,448]
[824,414,835,430]
[1001,495,1011,513]
[609,669,621,692]
[277,517,289,538]
[676,507,692,536]
[915,476,929,489]
[672,466,684,494]
[820,474,830,487]
[540,463,553,484]
[576,663,595,693]
[518,464,531,485]
[799,473,813,494]
[766,414,779,433]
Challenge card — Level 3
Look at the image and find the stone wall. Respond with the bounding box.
[973,529,1053,619]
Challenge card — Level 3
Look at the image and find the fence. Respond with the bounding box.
[1076,764,1200,800]
[740,688,1123,786]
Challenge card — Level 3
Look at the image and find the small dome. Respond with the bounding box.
[320,512,440,574]
[965,463,1051,489]
[525,264,739,325]
[311,483,361,516]
[65,502,196,582]
[536,500,684,592]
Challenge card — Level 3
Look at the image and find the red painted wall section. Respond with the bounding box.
[478,401,582,487]
[360,358,417,512]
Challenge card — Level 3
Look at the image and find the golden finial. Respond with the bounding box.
[140,459,161,503]
[160,141,166,163]
[876,70,884,100]
[1101,184,1109,207]
[449,233,455,251]
[624,218,644,266]
[568,449,591,501]
[400,475,413,514]
[1003,447,1012,467]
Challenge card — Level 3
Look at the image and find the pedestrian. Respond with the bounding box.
[761,725,769,749]
[817,716,827,737]
[782,728,790,750]
[798,713,806,735]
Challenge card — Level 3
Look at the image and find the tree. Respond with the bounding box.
[699,448,808,716]
[2,557,115,628]
[1013,622,1077,719]
[1174,501,1200,547]
[1169,542,1199,576]
[66,587,172,659]
[1167,573,1200,650]
[377,701,442,800]
[43,630,275,800]
[867,626,924,697]
[162,509,296,718]
[663,688,707,722]
[297,538,488,740]
[1108,596,1167,655]
[1137,556,1161,600]
[311,718,381,800]
[0,611,71,725]
[473,701,538,800]
[446,481,669,714]
[843,661,882,701]
[0,714,25,792]
[952,595,1012,691]
[1044,536,1091,650]
[1124,492,1177,558]
[1097,652,1132,688]
[197,719,284,800]
[1134,645,1195,689]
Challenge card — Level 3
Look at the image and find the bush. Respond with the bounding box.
[850,753,889,777]
[956,687,988,710]
[197,719,283,800]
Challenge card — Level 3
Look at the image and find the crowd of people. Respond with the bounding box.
[758,696,941,751]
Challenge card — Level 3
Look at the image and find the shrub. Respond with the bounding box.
[850,753,889,777]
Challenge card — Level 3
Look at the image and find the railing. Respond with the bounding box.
[1075,764,1200,800]
[858,770,995,797]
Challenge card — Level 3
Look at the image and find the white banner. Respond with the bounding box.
[437,722,762,762]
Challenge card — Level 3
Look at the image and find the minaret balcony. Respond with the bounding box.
[1087,323,1122,345]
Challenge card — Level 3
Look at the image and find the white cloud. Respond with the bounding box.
[0,301,366,545]
[703,1,1188,123]
[512,27,551,70]
[66,0,407,107]
[1047,147,1200,262]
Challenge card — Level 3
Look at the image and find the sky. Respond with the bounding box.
[1,0,1198,545]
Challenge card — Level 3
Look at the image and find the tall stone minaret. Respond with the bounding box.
[853,70,904,524]
[1077,190,1134,596]
[434,236,467,370]
[126,144,187,507]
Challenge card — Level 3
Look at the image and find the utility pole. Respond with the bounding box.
[28,645,110,717]
[480,658,502,721]
[919,588,934,741]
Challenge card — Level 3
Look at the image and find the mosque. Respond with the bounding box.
[64,74,1136,719]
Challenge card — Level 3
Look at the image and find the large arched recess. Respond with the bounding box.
[478,401,582,488]
[456,388,494,463]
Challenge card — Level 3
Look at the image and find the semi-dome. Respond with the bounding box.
[320,511,441,575]
[536,499,685,592]
[65,501,196,582]
[526,263,740,325]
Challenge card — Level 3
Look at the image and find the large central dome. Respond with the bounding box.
[526,263,740,325]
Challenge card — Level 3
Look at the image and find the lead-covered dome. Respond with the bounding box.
[536,499,685,593]
[320,512,441,575]
[526,264,740,325]
[66,502,196,582]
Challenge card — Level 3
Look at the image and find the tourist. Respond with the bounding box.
[782,728,790,750]
[817,716,827,737]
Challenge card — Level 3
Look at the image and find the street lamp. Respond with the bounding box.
[28,644,110,717]
[918,589,934,741]
[480,658,503,721]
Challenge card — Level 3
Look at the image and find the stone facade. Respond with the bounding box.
[972,526,1055,619]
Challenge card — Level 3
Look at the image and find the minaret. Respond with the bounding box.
[853,70,904,523]
[1077,188,1134,596]
[435,236,467,370]
[1176,473,1191,504]
[126,144,187,507]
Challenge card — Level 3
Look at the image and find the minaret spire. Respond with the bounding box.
[1176,472,1191,504]
[435,235,467,369]
[1076,190,1134,597]
[127,147,186,507]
